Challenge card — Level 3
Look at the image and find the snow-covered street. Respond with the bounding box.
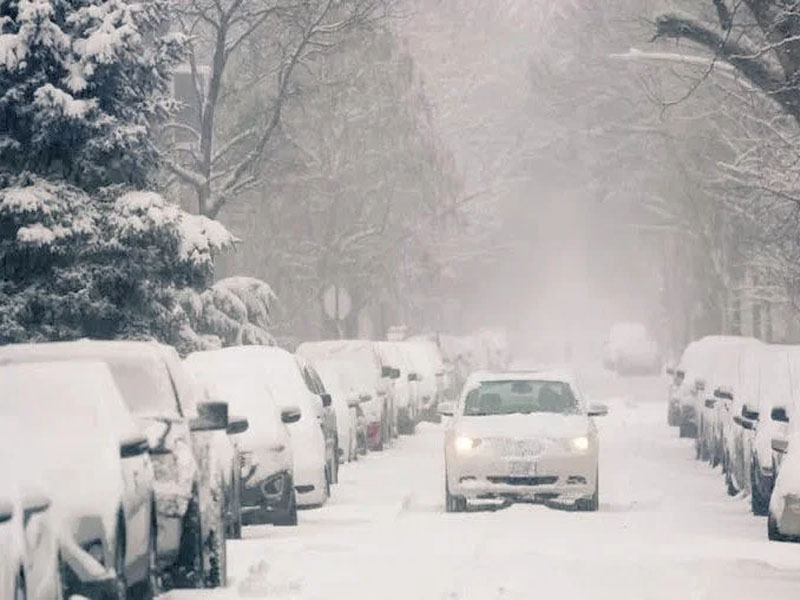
[163,374,800,600]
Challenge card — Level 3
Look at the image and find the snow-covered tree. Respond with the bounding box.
[0,176,235,344]
[0,0,183,189]
[0,0,238,347]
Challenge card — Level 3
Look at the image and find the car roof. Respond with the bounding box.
[467,369,575,386]
[0,339,165,361]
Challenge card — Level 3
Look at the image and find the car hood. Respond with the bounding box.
[454,413,590,439]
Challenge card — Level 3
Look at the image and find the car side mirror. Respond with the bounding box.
[226,415,249,436]
[320,393,332,408]
[347,396,361,408]
[191,401,229,432]
[437,401,455,417]
[714,387,733,401]
[771,406,790,424]
[742,404,759,422]
[772,437,789,454]
[0,501,13,524]
[120,433,150,458]
[705,398,716,409]
[22,493,51,522]
[588,403,609,417]
[281,407,302,424]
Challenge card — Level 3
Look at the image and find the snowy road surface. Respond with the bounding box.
[163,374,800,600]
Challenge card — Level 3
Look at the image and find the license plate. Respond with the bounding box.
[509,461,535,476]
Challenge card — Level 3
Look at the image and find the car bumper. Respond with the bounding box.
[240,471,293,524]
[448,452,597,502]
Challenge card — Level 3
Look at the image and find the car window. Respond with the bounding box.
[107,358,181,418]
[463,380,580,416]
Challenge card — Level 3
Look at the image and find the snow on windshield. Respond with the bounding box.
[464,380,579,416]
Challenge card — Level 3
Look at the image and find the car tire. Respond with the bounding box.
[750,461,770,517]
[204,485,227,589]
[112,526,128,600]
[577,470,600,512]
[768,512,787,542]
[227,472,243,540]
[725,453,739,496]
[444,473,466,513]
[172,490,204,589]
[678,422,692,438]
[14,570,25,600]
[131,510,160,600]
[273,489,299,527]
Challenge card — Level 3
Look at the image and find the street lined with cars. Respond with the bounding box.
[6,328,800,599]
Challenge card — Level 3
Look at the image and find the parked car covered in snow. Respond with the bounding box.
[0,427,62,600]
[439,369,607,512]
[308,359,363,463]
[376,341,414,434]
[602,322,660,375]
[296,356,340,484]
[0,361,156,600]
[186,349,299,526]
[0,341,231,589]
[185,374,250,537]
[748,345,800,515]
[768,412,800,541]
[406,339,447,422]
[693,337,761,474]
[297,340,393,451]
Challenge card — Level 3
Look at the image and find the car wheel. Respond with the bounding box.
[725,453,739,496]
[678,421,691,438]
[694,436,702,460]
[113,529,128,600]
[273,489,299,527]
[577,470,600,512]
[171,490,204,589]
[227,471,243,540]
[136,512,160,600]
[14,570,25,600]
[768,512,787,542]
[444,473,466,513]
[750,461,770,517]
[204,485,227,589]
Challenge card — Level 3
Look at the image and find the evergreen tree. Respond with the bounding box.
[0,0,235,347]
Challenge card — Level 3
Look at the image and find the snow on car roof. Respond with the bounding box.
[0,340,181,417]
[467,369,575,386]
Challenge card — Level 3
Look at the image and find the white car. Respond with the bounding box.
[297,340,392,451]
[0,341,230,590]
[0,361,156,600]
[217,347,330,507]
[185,349,298,526]
[440,370,607,512]
[312,359,363,462]
[602,322,660,375]
[0,432,61,600]
[749,345,800,515]
[768,414,800,541]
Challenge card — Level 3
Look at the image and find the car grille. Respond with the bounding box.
[487,476,558,486]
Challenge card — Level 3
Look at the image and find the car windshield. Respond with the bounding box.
[106,357,180,417]
[463,380,580,416]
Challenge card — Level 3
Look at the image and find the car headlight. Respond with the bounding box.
[571,436,590,452]
[454,436,481,453]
